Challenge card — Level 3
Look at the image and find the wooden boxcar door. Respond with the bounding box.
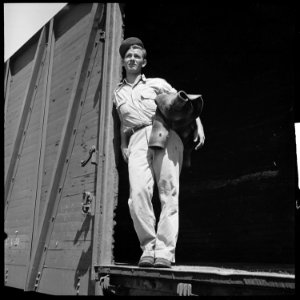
[5,3,123,295]
[4,24,48,291]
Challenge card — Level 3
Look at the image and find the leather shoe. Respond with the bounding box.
[154,257,172,268]
[138,256,154,267]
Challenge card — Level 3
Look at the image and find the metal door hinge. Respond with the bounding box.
[82,192,95,216]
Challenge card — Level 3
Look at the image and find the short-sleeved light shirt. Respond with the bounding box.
[113,74,177,133]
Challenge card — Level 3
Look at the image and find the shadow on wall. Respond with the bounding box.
[73,214,94,294]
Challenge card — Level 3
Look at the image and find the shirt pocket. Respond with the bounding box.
[140,89,157,101]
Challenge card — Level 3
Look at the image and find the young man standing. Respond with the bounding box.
[113,37,205,268]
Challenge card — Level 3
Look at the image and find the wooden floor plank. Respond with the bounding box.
[102,263,295,279]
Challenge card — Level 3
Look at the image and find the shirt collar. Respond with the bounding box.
[117,74,147,87]
[140,74,147,83]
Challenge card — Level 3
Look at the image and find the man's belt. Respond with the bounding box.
[125,124,148,138]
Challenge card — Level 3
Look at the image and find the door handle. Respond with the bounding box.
[81,145,97,167]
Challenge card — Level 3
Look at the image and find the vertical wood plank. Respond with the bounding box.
[4,59,11,119]
[5,27,47,208]
[92,3,123,284]
[4,62,12,179]
[4,64,12,171]
[30,18,55,260]
[25,3,104,291]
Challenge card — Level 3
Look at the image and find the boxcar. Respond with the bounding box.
[4,3,296,296]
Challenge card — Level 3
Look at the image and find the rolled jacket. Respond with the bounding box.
[149,91,203,167]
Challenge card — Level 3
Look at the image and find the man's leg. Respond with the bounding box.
[128,127,156,259]
[151,129,183,263]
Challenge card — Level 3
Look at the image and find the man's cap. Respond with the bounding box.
[119,37,144,58]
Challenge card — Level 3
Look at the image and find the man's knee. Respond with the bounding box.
[158,178,179,197]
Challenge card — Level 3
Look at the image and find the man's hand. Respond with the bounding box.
[120,129,129,163]
[121,145,129,163]
[193,117,205,150]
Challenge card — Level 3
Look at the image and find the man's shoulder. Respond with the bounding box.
[145,77,169,87]
[144,76,176,94]
[114,80,125,92]
[146,77,167,83]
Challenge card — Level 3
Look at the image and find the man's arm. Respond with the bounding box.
[193,117,205,150]
[120,128,129,163]
[113,91,130,163]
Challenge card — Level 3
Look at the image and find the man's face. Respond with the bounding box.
[122,47,147,75]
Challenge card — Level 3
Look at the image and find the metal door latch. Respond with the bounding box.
[82,192,95,215]
[81,145,97,167]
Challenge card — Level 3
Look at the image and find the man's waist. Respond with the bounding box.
[124,124,151,137]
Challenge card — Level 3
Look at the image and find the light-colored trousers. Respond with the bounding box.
[127,125,183,262]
